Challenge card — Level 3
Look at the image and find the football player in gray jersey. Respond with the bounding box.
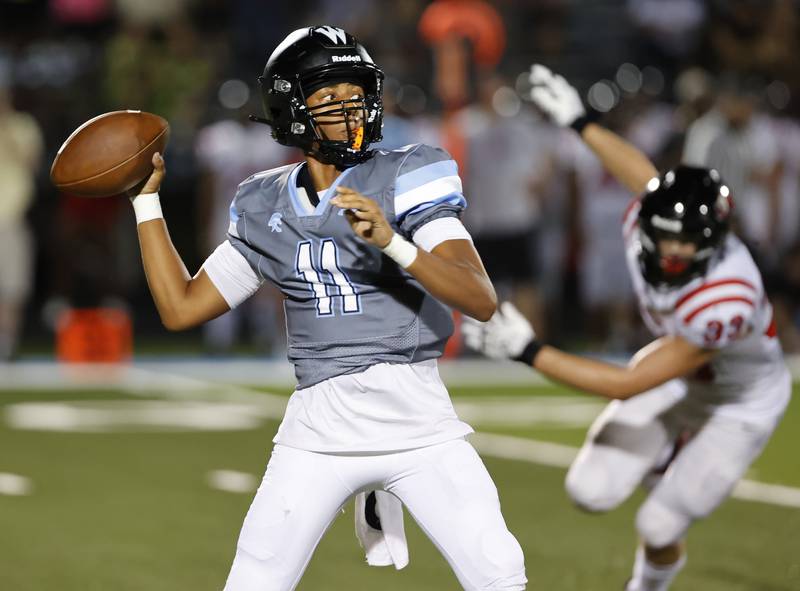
[127,26,526,591]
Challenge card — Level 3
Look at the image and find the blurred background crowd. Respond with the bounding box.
[2,0,800,361]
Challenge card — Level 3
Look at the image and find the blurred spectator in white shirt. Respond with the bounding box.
[564,125,636,351]
[627,0,706,78]
[768,115,800,252]
[564,99,676,352]
[683,75,781,260]
[461,75,557,337]
[0,81,43,360]
[194,92,296,355]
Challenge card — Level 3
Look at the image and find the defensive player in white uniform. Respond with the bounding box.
[464,65,790,591]
[126,27,525,591]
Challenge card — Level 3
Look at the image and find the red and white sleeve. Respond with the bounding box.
[674,278,760,349]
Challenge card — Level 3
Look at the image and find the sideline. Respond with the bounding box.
[2,356,800,388]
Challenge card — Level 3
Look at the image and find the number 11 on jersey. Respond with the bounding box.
[296,239,361,317]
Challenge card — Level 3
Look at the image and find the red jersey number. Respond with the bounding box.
[704,320,724,346]
[704,315,746,346]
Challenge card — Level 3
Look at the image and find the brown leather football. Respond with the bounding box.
[50,110,170,197]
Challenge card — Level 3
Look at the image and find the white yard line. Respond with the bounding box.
[729,480,800,509]
[197,432,800,509]
[207,470,259,494]
[5,400,268,432]
[454,397,604,428]
[470,432,580,469]
[470,432,800,510]
[0,472,33,496]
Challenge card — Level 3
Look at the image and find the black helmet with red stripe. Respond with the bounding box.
[637,166,733,287]
[257,26,384,169]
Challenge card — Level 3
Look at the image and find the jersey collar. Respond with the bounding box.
[287,162,355,218]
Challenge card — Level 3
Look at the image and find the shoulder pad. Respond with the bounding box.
[393,144,463,222]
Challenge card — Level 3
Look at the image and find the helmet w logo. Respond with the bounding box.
[313,26,347,45]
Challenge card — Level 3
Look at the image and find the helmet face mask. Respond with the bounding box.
[258,27,384,169]
[636,166,732,288]
[302,81,372,155]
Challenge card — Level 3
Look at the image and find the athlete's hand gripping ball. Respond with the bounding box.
[462,301,535,360]
[331,187,395,248]
[528,64,586,128]
[127,152,165,198]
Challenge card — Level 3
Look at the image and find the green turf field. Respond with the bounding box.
[1,381,798,591]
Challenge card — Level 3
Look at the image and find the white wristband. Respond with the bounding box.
[131,192,164,225]
[381,233,418,269]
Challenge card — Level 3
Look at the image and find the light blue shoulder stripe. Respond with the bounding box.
[397,192,466,222]
[395,159,458,196]
[229,202,240,223]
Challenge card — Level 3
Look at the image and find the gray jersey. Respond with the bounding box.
[227,143,467,388]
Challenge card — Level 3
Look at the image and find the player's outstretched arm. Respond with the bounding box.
[530,336,713,399]
[463,302,714,400]
[130,153,230,331]
[331,188,497,321]
[528,64,658,195]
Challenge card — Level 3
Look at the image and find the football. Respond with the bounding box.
[50,110,170,197]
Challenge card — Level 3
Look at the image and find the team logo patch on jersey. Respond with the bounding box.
[269,212,283,233]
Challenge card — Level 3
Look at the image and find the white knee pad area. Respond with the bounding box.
[565,458,628,513]
[224,545,291,591]
[635,499,691,549]
[475,526,527,590]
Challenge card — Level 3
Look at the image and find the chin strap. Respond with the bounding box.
[316,143,374,169]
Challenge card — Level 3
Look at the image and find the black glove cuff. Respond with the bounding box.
[570,110,599,134]
[513,339,543,366]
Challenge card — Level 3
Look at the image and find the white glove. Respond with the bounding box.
[528,64,586,128]
[462,301,535,360]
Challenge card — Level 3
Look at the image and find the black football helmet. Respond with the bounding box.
[257,26,384,169]
[637,165,733,287]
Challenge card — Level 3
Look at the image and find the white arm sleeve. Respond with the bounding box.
[202,241,263,309]
[411,217,473,252]
[682,114,721,166]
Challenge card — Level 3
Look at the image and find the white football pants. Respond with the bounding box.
[565,379,787,548]
[223,438,526,591]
